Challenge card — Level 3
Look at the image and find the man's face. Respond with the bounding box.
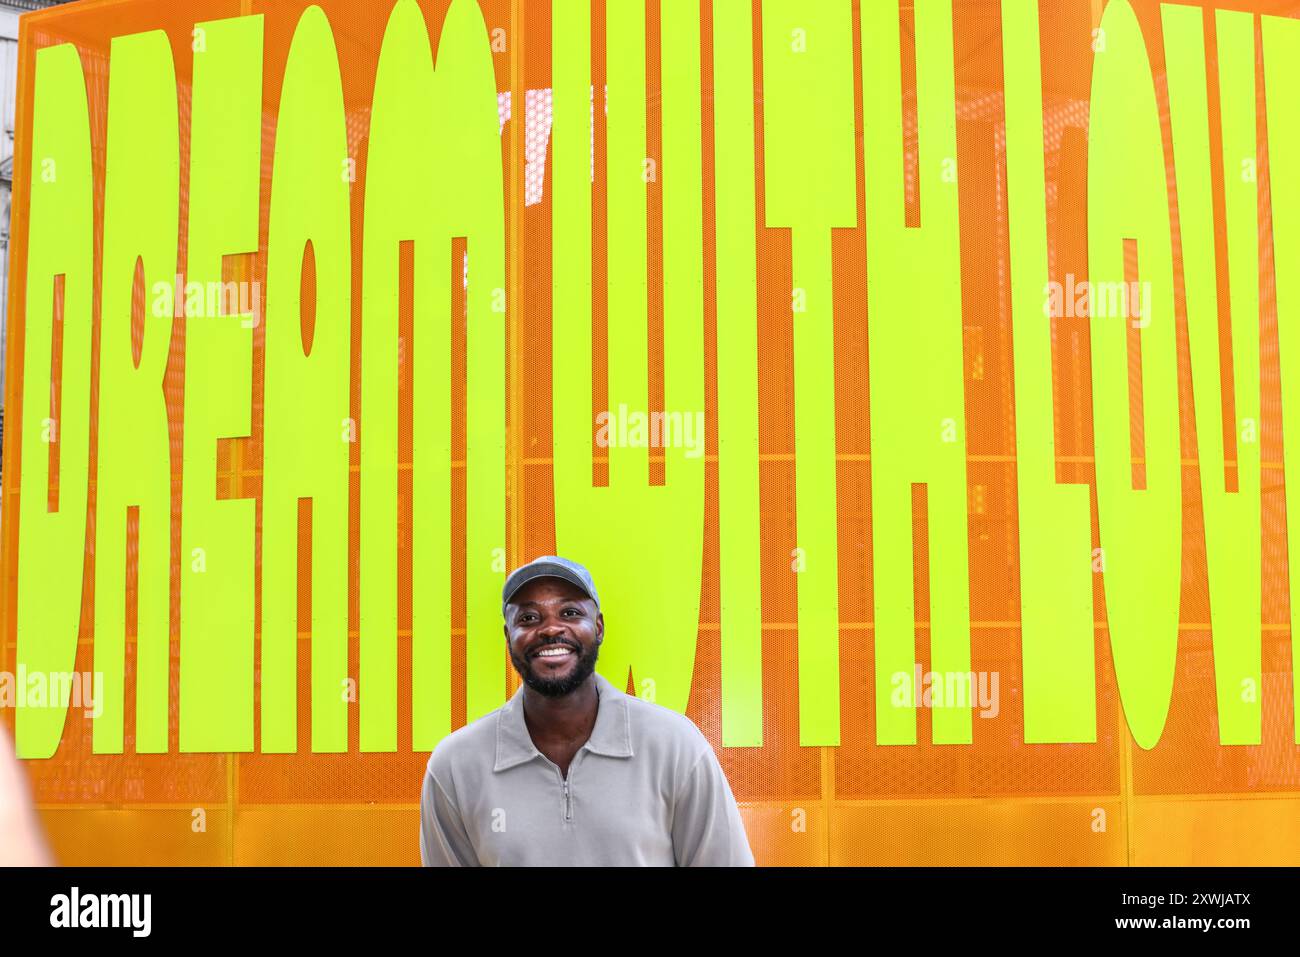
[504,577,604,698]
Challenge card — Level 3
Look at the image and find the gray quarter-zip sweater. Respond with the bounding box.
[420,670,754,866]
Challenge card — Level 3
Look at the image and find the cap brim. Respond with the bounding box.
[502,566,595,611]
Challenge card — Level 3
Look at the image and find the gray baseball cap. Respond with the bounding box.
[502,555,601,616]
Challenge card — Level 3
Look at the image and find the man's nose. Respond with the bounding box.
[538,616,567,636]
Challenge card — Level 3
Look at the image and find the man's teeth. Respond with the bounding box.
[537,647,573,657]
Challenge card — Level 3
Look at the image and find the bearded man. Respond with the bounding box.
[419,555,754,867]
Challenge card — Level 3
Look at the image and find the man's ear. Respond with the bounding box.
[596,611,604,640]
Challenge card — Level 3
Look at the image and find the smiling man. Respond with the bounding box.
[419,555,754,866]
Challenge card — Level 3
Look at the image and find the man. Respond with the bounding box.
[420,555,754,866]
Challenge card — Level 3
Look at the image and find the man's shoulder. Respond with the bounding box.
[426,705,502,778]
[619,689,712,759]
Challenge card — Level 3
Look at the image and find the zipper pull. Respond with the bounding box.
[564,780,572,821]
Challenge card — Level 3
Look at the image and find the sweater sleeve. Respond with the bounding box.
[670,748,756,867]
[419,756,480,867]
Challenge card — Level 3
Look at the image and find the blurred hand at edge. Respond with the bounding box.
[0,723,53,866]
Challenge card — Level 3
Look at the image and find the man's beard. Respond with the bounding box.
[510,639,602,698]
